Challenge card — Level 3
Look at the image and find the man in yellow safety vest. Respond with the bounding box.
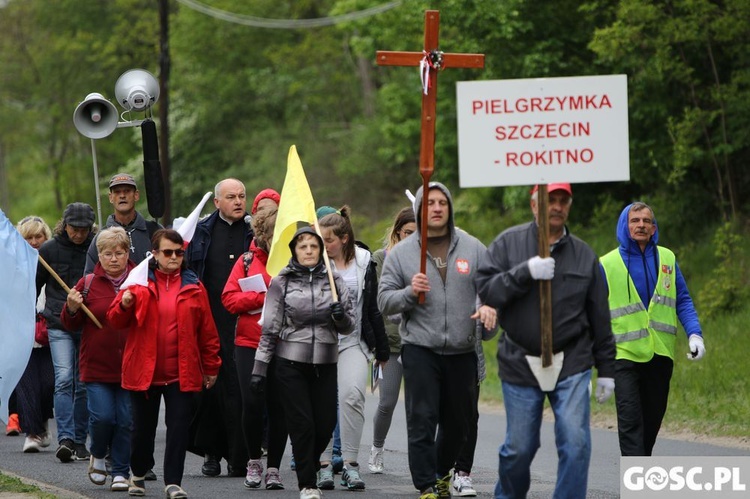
[600,202,705,456]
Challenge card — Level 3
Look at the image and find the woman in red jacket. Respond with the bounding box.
[107,229,221,499]
[62,227,134,491]
[221,207,288,490]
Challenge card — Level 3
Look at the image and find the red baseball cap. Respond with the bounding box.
[531,183,573,196]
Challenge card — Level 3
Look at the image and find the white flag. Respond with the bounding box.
[122,191,213,289]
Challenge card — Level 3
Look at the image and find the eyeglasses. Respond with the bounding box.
[157,248,185,257]
[101,251,128,260]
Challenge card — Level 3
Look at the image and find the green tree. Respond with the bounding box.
[589,0,750,222]
[0,0,159,222]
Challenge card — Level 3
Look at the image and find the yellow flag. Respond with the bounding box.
[266,145,317,276]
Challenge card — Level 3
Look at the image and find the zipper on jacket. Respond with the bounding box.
[310,269,316,364]
[427,248,450,351]
[427,246,453,350]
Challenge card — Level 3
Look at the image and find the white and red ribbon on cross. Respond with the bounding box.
[419,50,445,95]
[420,51,433,95]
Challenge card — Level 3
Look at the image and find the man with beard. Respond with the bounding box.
[186,178,253,477]
[378,182,497,499]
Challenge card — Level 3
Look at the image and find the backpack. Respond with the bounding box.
[81,273,96,302]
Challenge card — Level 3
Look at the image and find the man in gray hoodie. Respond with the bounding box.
[378,182,497,499]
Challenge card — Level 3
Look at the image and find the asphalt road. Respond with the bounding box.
[1,392,747,498]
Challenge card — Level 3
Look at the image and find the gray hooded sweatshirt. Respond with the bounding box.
[377,182,490,355]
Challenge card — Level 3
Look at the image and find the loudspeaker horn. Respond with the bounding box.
[73,92,119,139]
[114,69,160,112]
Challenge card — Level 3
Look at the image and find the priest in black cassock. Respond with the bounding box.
[186,178,253,477]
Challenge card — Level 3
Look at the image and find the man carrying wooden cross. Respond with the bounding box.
[378,182,498,499]
[475,183,616,499]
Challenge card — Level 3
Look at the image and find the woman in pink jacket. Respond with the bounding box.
[107,229,221,499]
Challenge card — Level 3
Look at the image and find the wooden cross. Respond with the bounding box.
[376,10,484,303]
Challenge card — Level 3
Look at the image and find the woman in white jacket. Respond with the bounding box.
[317,206,389,491]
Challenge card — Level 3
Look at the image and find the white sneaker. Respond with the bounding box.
[299,487,322,499]
[244,459,263,488]
[368,446,384,474]
[39,432,52,448]
[452,472,477,497]
[23,435,41,453]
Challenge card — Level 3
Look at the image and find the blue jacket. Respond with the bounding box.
[604,203,701,337]
[186,210,253,280]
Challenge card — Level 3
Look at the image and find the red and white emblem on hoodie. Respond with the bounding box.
[456,259,470,274]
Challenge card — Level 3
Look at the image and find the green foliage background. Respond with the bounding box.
[3,0,749,229]
[1,0,749,437]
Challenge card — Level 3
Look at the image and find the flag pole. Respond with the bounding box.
[313,220,339,302]
[38,255,103,329]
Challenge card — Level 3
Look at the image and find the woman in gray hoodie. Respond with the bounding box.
[252,226,354,499]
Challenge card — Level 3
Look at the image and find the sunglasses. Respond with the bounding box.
[157,248,185,257]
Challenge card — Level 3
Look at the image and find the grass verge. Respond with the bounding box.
[0,472,56,498]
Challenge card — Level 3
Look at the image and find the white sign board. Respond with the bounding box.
[456,75,629,187]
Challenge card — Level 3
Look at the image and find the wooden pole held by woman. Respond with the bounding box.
[37,255,103,329]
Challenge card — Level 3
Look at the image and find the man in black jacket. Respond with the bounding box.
[186,178,253,477]
[475,183,616,499]
[36,202,96,463]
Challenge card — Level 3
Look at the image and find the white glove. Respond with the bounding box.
[528,256,555,280]
[687,334,705,361]
[595,377,615,404]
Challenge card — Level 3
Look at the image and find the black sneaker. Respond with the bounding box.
[144,469,157,481]
[201,455,221,477]
[55,438,75,463]
[73,442,91,460]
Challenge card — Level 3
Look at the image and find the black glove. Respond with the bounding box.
[249,374,266,395]
[330,302,345,321]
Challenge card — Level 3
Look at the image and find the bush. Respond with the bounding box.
[698,222,750,319]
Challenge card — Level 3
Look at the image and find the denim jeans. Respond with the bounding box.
[48,328,88,444]
[333,419,341,456]
[87,382,132,477]
[495,369,592,499]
